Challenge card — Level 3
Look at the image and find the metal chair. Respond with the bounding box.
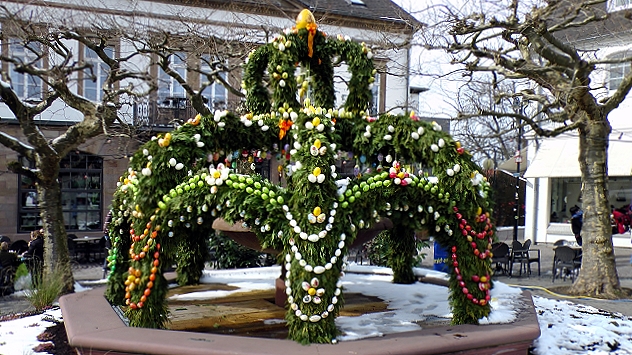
[522,239,541,276]
[553,239,568,247]
[552,246,581,282]
[509,240,528,276]
[491,242,510,275]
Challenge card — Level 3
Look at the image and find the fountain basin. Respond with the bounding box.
[60,285,539,355]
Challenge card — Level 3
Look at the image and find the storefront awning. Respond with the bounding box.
[524,135,632,178]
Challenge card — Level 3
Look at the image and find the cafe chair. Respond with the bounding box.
[491,242,510,275]
[67,237,79,261]
[552,246,581,282]
[553,239,568,247]
[509,240,528,276]
[522,239,541,276]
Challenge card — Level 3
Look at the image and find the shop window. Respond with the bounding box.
[549,177,582,224]
[18,152,103,233]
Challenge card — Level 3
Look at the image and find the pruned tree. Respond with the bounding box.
[452,80,523,166]
[0,5,153,293]
[419,0,630,297]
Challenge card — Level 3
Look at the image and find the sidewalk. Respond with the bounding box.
[4,245,632,319]
[420,241,632,317]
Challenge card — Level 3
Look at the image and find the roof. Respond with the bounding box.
[296,0,421,29]
[183,0,420,32]
[553,1,632,48]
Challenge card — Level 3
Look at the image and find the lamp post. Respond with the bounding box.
[512,98,523,242]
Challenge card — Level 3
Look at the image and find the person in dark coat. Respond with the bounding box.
[20,229,44,285]
[570,205,583,246]
[21,229,44,261]
[0,242,18,268]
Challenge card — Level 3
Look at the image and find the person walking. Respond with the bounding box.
[570,205,583,246]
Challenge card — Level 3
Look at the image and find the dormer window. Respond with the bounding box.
[350,0,366,5]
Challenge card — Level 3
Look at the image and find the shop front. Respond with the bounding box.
[524,135,632,247]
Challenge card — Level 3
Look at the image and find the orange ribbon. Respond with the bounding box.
[278,119,293,140]
[306,23,317,58]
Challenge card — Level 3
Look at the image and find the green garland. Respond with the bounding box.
[105,10,496,344]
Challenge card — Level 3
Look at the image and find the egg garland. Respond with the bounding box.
[106,9,496,345]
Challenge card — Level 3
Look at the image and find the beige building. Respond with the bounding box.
[0,0,419,243]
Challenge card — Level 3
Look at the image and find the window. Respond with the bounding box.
[83,45,114,101]
[9,41,43,100]
[200,55,227,110]
[18,152,103,233]
[369,71,380,116]
[158,52,186,105]
[609,62,631,91]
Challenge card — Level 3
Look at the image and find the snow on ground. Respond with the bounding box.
[2,265,632,354]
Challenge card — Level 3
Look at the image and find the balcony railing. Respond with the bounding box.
[133,97,244,128]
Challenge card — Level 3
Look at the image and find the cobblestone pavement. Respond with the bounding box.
[420,241,632,317]
[0,261,107,317]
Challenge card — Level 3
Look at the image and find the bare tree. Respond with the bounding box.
[419,0,631,297]
[0,6,153,293]
[452,80,522,166]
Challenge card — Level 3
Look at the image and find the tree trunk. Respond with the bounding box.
[569,115,623,298]
[36,155,75,294]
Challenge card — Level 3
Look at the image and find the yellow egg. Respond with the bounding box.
[477,207,482,215]
[296,9,315,29]
[313,167,321,176]
[313,206,321,216]
[308,288,316,296]
[480,276,488,283]
[312,117,321,126]
[456,141,461,149]
[314,139,321,149]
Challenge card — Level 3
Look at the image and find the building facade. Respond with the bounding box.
[524,1,632,247]
[0,0,420,241]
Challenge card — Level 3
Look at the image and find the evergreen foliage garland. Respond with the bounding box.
[105,9,496,344]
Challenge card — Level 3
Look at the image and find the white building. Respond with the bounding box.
[524,1,632,247]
